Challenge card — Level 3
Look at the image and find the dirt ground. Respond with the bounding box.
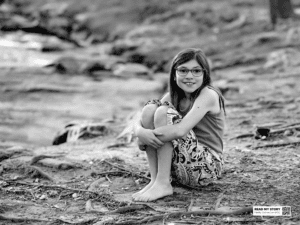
[1,1,300,225]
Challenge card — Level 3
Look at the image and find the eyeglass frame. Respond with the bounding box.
[175,67,206,77]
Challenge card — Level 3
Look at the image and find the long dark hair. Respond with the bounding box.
[169,48,225,113]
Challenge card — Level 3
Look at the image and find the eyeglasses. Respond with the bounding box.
[175,68,205,77]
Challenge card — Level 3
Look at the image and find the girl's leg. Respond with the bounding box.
[132,104,158,197]
[134,106,173,202]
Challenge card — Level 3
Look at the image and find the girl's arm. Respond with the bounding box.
[154,87,220,142]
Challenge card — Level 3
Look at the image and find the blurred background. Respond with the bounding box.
[0,0,300,146]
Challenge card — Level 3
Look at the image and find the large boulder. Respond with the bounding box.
[53,121,111,145]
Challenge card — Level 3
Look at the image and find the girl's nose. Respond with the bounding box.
[185,71,194,78]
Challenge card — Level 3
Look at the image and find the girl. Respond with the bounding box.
[132,48,225,202]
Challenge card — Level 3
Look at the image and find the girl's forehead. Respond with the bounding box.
[178,59,201,68]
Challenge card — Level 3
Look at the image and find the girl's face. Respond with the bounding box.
[175,59,204,97]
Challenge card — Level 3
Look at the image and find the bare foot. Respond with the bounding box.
[132,181,154,198]
[133,181,173,202]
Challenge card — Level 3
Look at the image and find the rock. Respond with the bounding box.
[112,63,150,77]
[39,194,47,200]
[0,151,14,162]
[125,25,169,39]
[152,72,169,94]
[5,145,30,153]
[221,14,248,31]
[123,51,146,64]
[285,27,300,46]
[39,2,70,17]
[41,36,74,52]
[72,193,78,198]
[232,0,254,7]
[243,32,282,48]
[1,15,36,31]
[97,55,125,70]
[166,17,199,35]
[212,54,265,70]
[283,130,293,136]
[110,40,139,56]
[144,10,185,24]
[263,48,300,70]
[0,146,32,162]
[213,79,240,95]
[255,127,271,140]
[73,10,131,42]
[88,177,107,191]
[219,9,239,23]
[46,17,72,35]
[53,121,111,145]
[0,3,14,14]
[48,56,81,74]
[81,61,106,75]
[38,158,77,170]
[123,50,170,72]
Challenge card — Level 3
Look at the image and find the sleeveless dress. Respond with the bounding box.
[143,91,225,187]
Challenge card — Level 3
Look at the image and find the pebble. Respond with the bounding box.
[39,194,47,200]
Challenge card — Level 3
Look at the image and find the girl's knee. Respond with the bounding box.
[141,104,158,129]
[154,106,168,127]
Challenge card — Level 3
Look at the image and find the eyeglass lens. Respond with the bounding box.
[176,68,204,76]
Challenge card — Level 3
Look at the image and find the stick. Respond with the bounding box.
[54,218,97,224]
[85,200,150,214]
[105,175,112,183]
[0,214,51,222]
[102,160,150,180]
[0,178,101,195]
[21,25,82,47]
[214,193,225,210]
[270,125,300,134]
[115,206,254,224]
[130,203,160,212]
[110,205,148,214]
[107,143,129,149]
[90,170,129,177]
[85,199,105,214]
[229,133,253,140]
[222,217,266,223]
[230,124,300,141]
[277,122,300,129]
[30,155,61,165]
[253,140,300,149]
[187,199,194,212]
[29,166,55,182]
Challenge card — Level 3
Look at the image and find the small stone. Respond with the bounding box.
[72,193,78,198]
[48,190,58,197]
[0,181,8,187]
[283,130,293,136]
[135,179,141,185]
[39,194,47,200]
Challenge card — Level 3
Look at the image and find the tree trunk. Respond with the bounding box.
[277,0,294,18]
[269,0,279,27]
[269,0,294,27]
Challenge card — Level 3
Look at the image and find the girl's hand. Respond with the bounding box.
[136,127,164,149]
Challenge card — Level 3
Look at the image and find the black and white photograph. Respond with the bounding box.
[0,0,299,224]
